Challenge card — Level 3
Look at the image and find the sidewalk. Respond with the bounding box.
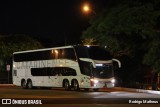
[0,84,15,87]
[112,87,160,95]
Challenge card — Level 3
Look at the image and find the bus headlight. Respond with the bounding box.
[94,79,99,83]
[111,79,115,83]
[90,79,99,83]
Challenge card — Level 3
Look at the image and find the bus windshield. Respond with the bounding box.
[93,64,113,79]
[74,46,112,60]
[79,60,113,79]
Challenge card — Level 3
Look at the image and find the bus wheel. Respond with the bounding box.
[64,80,70,91]
[21,80,27,89]
[27,80,33,89]
[93,88,99,92]
[73,80,79,91]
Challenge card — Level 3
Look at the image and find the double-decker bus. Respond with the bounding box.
[12,45,120,91]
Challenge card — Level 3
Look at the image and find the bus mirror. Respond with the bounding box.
[112,59,121,68]
[91,61,96,68]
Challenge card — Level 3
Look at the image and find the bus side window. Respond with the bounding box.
[79,61,91,76]
[51,68,56,76]
[67,68,76,76]
[55,70,59,76]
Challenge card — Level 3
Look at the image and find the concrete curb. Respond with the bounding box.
[0,84,16,87]
[114,87,160,95]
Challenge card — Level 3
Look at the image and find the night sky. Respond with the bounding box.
[0,0,108,47]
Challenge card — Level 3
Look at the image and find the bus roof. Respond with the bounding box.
[13,45,74,54]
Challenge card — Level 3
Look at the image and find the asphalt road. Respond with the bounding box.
[0,86,160,107]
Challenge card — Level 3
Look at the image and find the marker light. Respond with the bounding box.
[96,64,103,66]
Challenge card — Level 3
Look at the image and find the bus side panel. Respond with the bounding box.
[12,69,26,86]
[43,76,61,87]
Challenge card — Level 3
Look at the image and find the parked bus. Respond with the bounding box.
[12,45,120,91]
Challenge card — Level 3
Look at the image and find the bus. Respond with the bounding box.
[12,45,121,91]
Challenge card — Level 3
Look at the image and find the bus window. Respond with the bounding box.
[79,60,92,76]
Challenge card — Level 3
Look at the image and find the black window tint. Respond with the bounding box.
[63,48,76,60]
[31,68,47,76]
[88,46,112,60]
[31,67,77,76]
[74,46,112,60]
[63,68,77,76]
[74,46,88,58]
[79,60,92,76]
[93,64,113,78]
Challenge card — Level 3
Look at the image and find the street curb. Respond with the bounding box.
[0,84,16,87]
[114,87,160,95]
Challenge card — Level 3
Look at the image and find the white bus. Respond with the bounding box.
[12,45,120,91]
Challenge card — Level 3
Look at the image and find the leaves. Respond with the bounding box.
[82,0,160,74]
[143,39,160,72]
[0,34,43,60]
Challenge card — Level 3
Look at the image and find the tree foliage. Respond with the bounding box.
[0,34,43,60]
[82,0,160,83]
[143,38,160,72]
[0,34,43,72]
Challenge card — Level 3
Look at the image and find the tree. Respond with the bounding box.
[81,0,160,85]
[0,34,44,72]
[83,0,160,55]
[143,38,160,72]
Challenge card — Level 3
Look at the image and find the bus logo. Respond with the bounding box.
[2,99,11,104]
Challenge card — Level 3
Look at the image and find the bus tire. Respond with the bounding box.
[27,80,33,89]
[73,80,80,91]
[21,80,27,89]
[64,80,70,91]
[93,88,99,92]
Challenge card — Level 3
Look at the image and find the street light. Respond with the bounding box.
[83,3,90,13]
[82,3,96,15]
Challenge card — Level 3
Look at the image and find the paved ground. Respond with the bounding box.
[0,85,160,107]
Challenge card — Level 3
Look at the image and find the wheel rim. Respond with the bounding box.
[74,81,79,90]
[28,81,32,89]
[65,81,69,90]
[74,81,77,90]
[22,81,26,88]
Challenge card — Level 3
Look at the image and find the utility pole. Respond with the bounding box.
[6,64,10,84]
